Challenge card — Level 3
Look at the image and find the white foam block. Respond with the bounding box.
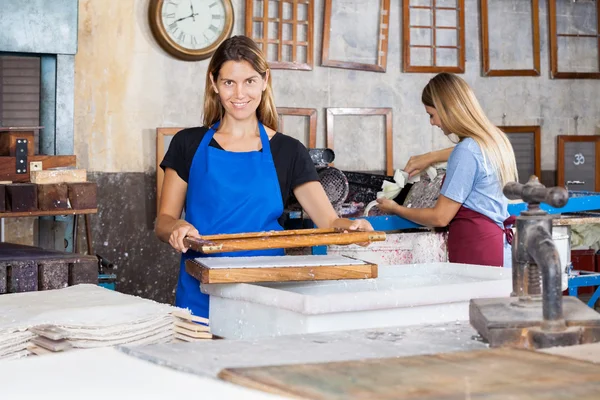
[195,254,368,269]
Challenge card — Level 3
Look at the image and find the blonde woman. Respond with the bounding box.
[377,73,518,267]
[155,36,373,317]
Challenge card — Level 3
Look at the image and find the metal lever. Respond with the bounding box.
[503,176,568,211]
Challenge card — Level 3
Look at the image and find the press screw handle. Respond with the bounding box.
[503,176,568,208]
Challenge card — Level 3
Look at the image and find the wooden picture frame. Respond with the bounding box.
[499,125,541,183]
[548,0,600,79]
[321,0,390,72]
[277,107,317,148]
[156,127,182,211]
[326,108,393,176]
[481,0,540,76]
[557,135,600,192]
[403,0,465,73]
[245,0,314,70]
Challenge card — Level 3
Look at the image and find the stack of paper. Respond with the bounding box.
[0,284,181,358]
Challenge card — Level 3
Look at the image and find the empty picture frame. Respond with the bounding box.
[548,0,600,79]
[499,126,541,184]
[277,107,317,148]
[481,0,540,76]
[557,135,600,192]
[246,0,314,70]
[326,108,393,175]
[156,127,182,211]
[403,0,465,73]
[321,0,390,72]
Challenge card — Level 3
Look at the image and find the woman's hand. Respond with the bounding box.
[169,220,201,253]
[404,153,434,178]
[376,198,401,215]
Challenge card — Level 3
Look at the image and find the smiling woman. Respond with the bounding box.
[148,0,234,61]
[154,36,374,317]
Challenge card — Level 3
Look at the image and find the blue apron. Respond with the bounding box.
[175,121,285,318]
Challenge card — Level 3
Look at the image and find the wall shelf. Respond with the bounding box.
[0,208,97,218]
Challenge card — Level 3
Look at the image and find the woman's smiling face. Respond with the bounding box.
[212,60,268,121]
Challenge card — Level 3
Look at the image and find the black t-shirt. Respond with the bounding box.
[160,126,319,206]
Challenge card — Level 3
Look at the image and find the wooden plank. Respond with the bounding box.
[186,259,378,284]
[37,183,69,210]
[0,184,5,212]
[0,155,76,182]
[67,182,97,209]
[218,348,600,399]
[201,228,336,241]
[0,131,34,156]
[0,208,97,218]
[6,183,37,212]
[30,169,86,184]
[184,231,386,254]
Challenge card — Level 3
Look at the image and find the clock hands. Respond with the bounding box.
[190,1,196,22]
[174,12,199,23]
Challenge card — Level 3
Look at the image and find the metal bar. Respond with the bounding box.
[39,55,57,155]
[525,225,565,327]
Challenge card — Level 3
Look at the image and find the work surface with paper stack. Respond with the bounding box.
[2,225,600,399]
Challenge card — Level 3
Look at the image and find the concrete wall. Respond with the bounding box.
[72,0,600,303]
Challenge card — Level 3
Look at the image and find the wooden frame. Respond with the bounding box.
[321,0,390,72]
[276,107,317,148]
[403,0,465,73]
[557,135,600,191]
[480,0,540,76]
[156,127,182,211]
[326,108,393,176]
[548,0,600,79]
[499,125,542,181]
[246,0,314,70]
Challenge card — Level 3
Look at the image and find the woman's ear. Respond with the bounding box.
[209,75,219,94]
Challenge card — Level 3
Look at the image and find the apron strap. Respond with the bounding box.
[503,215,517,245]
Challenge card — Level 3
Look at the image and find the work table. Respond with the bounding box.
[120,321,487,378]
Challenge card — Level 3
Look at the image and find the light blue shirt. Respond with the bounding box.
[440,138,512,268]
[441,138,509,228]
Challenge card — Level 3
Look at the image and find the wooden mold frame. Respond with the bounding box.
[499,125,542,180]
[557,135,600,191]
[403,0,465,73]
[245,0,314,70]
[183,228,387,255]
[548,0,600,79]
[156,127,182,211]
[321,0,390,72]
[276,107,317,148]
[481,0,540,76]
[326,108,393,176]
[185,255,379,284]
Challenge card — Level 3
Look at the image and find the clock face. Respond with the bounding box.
[161,0,227,50]
[149,0,234,61]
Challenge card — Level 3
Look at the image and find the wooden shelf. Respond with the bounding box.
[0,208,97,218]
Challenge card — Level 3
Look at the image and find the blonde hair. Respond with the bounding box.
[422,73,518,187]
[203,36,279,130]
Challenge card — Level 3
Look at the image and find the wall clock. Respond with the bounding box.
[149,0,234,61]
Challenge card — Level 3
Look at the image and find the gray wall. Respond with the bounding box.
[71,0,599,303]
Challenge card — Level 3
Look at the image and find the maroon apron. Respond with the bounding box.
[441,176,515,267]
[447,206,515,267]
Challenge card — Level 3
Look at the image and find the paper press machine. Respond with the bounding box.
[470,177,600,349]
